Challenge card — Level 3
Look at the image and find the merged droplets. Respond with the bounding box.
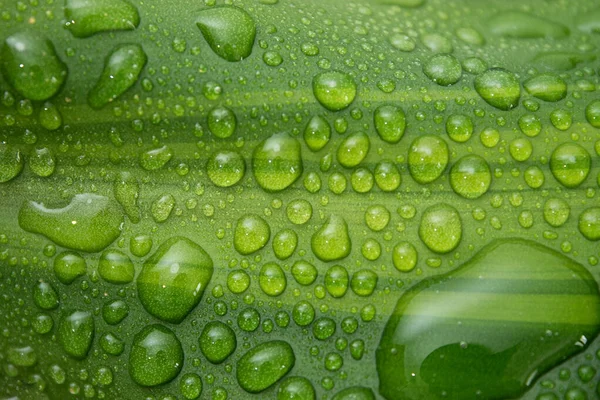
[450,155,491,199]
[474,68,521,111]
[419,204,462,254]
[196,6,256,62]
[408,135,449,184]
[234,214,271,255]
[1,32,67,101]
[253,133,303,192]
[313,71,357,111]
[207,150,245,187]
[129,324,183,386]
[550,143,591,188]
[64,0,140,38]
[88,44,147,109]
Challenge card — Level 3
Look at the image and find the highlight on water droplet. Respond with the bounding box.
[64,0,140,38]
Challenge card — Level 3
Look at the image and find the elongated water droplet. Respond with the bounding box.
[65,0,140,38]
[114,171,140,223]
[0,143,23,183]
[523,74,567,102]
[236,341,295,393]
[488,11,569,38]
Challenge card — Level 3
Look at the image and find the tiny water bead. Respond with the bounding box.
[423,54,462,86]
[98,249,134,284]
[236,341,295,393]
[208,106,237,138]
[374,105,406,144]
[291,261,318,286]
[325,265,349,298]
[129,324,184,386]
[419,203,462,254]
[304,115,331,151]
[0,144,23,183]
[450,155,492,199]
[196,5,256,62]
[137,237,214,323]
[550,143,591,188]
[408,135,449,184]
[393,242,418,272]
[337,131,370,168]
[259,262,287,296]
[313,71,357,111]
[474,68,521,111]
[234,214,271,255]
[578,207,600,241]
[253,132,303,192]
[54,251,87,284]
[88,44,147,109]
[1,32,67,101]
[446,114,473,143]
[523,74,567,102]
[199,321,237,364]
[311,215,351,261]
[207,150,245,187]
[64,0,140,38]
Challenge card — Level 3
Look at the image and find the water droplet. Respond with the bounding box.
[7,346,37,367]
[253,132,303,192]
[130,235,152,257]
[304,115,331,151]
[549,108,572,131]
[544,198,570,227]
[0,143,23,183]
[474,68,520,111]
[550,143,591,188]
[137,237,214,323]
[393,242,418,272]
[446,114,473,143]
[129,324,183,386]
[455,27,485,46]
[421,33,453,54]
[575,7,600,33]
[488,11,569,38]
[98,249,134,284]
[0,32,67,101]
[180,373,203,400]
[523,74,567,102]
[272,229,298,260]
[207,150,245,187]
[509,138,533,162]
[237,340,295,393]
[102,299,129,325]
[263,51,283,66]
[408,135,449,184]
[337,131,370,168]
[518,114,542,137]
[365,205,390,232]
[234,214,270,255]
[332,387,375,400]
[39,102,62,130]
[375,160,401,192]
[151,193,175,222]
[313,71,357,111]
[58,310,95,359]
[208,106,236,139]
[311,215,351,261]
[33,313,54,334]
[88,44,146,109]
[585,100,600,128]
[389,33,416,52]
[227,269,250,294]
[291,260,318,286]
[374,105,406,144]
[293,300,315,326]
[54,251,87,284]
[64,0,140,37]
[579,207,600,241]
[286,199,312,225]
[377,239,600,400]
[196,6,256,62]
[140,145,173,170]
[462,57,487,75]
[199,321,236,364]
[351,269,378,297]
[524,166,545,189]
[277,376,315,400]
[423,54,462,86]
[114,172,140,223]
[260,262,287,296]
[100,332,124,355]
[33,281,59,310]
[419,204,462,254]
[20,193,123,252]
[325,265,349,298]
[479,127,500,148]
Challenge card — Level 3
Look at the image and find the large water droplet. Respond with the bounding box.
[313,71,357,111]
[311,215,351,261]
[196,6,256,62]
[408,135,449,184]
[65,0,140,38]
[199,321,237,364]
[488,11,569,38]
[449,155,492,199]
[54,251,87,284]
[474,68,521,111]
[98,249,134,284]
[236,340,295,393]
[419,203,462,254]
[19,193,124,253]
[550,143,591,188]
[0,32,67,101]
[58,311,95,359]
[253,133,303,192]
[137,237,214,323]
[377,239,600,400]
[234,214,271,255]
[88,44,147,109]
[129,324,184,386]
